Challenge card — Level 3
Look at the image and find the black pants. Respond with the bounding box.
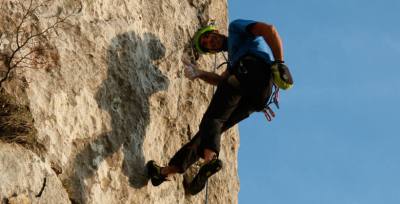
[169,55,273,173]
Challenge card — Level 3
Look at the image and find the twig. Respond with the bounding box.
[11,47,45,69]
[15,0,34,48]
[0,33,4,47]
[0,66,12,87]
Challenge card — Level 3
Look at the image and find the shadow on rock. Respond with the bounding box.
[68,31,169,203]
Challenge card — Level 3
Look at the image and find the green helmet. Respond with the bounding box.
[194,25,217,54]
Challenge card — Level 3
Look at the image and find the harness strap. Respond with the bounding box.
[215,61,228,69]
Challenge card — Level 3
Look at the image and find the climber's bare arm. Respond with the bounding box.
[249,22,284,62]
[197,69,229,86]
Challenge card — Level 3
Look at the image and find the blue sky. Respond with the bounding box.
[228,0,400,203]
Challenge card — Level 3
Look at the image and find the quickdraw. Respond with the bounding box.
[263,84,280,123]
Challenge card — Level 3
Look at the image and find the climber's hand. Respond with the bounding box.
[182,59,200,80]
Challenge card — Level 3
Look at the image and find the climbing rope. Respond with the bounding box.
[204,51,226,204]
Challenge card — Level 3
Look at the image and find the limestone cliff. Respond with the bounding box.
[0,0,239,203]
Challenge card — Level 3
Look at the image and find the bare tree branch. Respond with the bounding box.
[0,66,12,87]
[0,33,4,46]
[15,0,34,48]
[0,0,78,89]
[11,47,46,69]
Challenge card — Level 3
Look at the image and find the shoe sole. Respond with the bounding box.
[186,159,223,195]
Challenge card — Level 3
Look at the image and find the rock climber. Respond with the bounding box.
[147,19,293,195]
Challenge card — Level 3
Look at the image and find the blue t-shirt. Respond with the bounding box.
[227,19,272,71]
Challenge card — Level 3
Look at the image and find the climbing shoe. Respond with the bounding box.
[185,159,223,195]
[147,160,167,186]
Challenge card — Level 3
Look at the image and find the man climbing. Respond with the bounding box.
[147,19,293,195]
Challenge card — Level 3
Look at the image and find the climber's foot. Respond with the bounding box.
[147,160,168,186]
[184,159,223,195]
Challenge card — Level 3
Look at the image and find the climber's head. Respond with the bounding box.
[194,26,227,54]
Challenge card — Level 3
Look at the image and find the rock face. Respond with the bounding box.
[0,143,70,204]
[1,0,239,203]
